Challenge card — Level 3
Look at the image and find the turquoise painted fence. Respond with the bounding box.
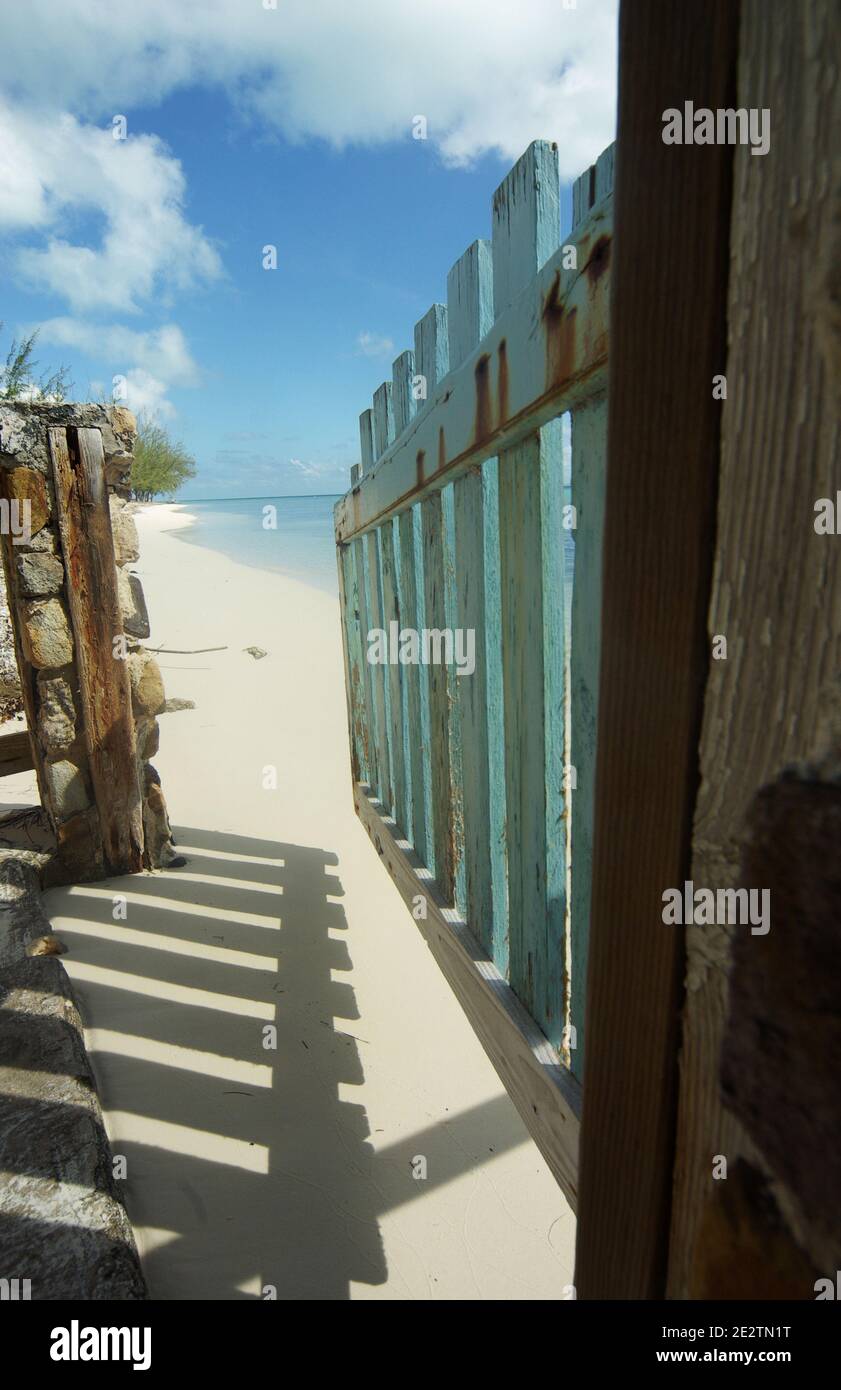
[335,139,613,1204]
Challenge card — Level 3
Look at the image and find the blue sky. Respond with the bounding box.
[0,0,617,499]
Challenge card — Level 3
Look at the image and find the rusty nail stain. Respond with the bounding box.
[473,351,492,444]
[542,269,577,392]
[497,337,509,424]
[438,426,446,472]
[585,234,611,284]
[416,449,426,489]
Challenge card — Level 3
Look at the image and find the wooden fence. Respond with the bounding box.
[334,138,613,1210]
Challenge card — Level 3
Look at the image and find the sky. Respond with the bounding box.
[0,0,618,499]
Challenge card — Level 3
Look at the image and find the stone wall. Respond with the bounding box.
[0,401,176,878]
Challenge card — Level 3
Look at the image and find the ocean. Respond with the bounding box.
[172,491,576,604]
[173,495,342,595]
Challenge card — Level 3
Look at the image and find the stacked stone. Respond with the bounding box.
[0,401,177,876]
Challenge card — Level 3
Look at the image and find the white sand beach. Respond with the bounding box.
[39,502,575,1300]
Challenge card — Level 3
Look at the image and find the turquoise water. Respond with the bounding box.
[172,491,576,604]
[173,495,342,595]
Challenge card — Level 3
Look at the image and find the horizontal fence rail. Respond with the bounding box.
[335,138,614,1210]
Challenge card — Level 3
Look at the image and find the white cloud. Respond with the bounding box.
[37,319,200,387]
[0,0,617,177]
[355,331,395,358]
[120,369,177,421]
[0,103,222,313]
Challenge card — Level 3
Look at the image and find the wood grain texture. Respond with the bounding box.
[499,423,567,1048]
[354,783,581,1210]
[392,349,416,439]
[568,396,607,1081]
[49,426,143,875]
[574,0,738,1300]
[354,536,379,797]
[0,728,35,777]
[421,491,455,902]
[668,0,841,1297]
[336,540,368,786]
[397,506,428,858]
[448,236,499,948]
[379,519,408,836]
[364,528,392,815]
[359,409,375,472]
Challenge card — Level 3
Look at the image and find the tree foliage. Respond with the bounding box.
[131,414,197,501]
[0,324,73,402]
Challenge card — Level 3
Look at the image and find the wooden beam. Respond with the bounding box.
[0,729,35,777]
[354,783,581,1208]
[668,0,841,1297]
[48,427,143,875]
[574,0,738,1299]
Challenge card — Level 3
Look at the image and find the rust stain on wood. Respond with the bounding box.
[584,234,611,286]
[415,449,426,489]
[542,269,578,393]
[473,352,493,444]
[497,337,509,423]
[438,426,446,473]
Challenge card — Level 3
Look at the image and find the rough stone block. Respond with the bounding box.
[15,552,64,597]
[21,598,73,669]
[128,649,165,717]
[117,568,150,640]
[137,719,160,760]
[110,497,140,564]
[37,674,76,754]
[45,759,90,819]
[3,467,49,536]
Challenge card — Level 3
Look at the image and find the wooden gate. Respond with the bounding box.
[334,138,613,1210]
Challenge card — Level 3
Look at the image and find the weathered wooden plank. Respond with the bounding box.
[412,301,456,899]
[391,349,416,439]
[493,141,566,1046]
[668,0,841,1297]
[372,381,394,461]
[421,491,455,902]
[354,783,581,1209]
[499,423,567,1048]
[447,240,493,367]
[441,484,465,915]
[48,426,143,875]
[359,409,375,472]
[354,536,378,796]
[574,0,738,1300]
[414,304,449,405]
[492,141,560,317]
[363,528,392,814]
[397,506,428,861]
[335,191,611,543]
[568,395,607,1081]
[336,540,369,786]
[448,236,501,954]
[379,519,408,836]
[0,729,35,778]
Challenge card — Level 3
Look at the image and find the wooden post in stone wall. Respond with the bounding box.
[48,426,143,875]
[0,400,178,882]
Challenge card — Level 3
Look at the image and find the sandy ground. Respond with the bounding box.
[33,501,575,1300]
